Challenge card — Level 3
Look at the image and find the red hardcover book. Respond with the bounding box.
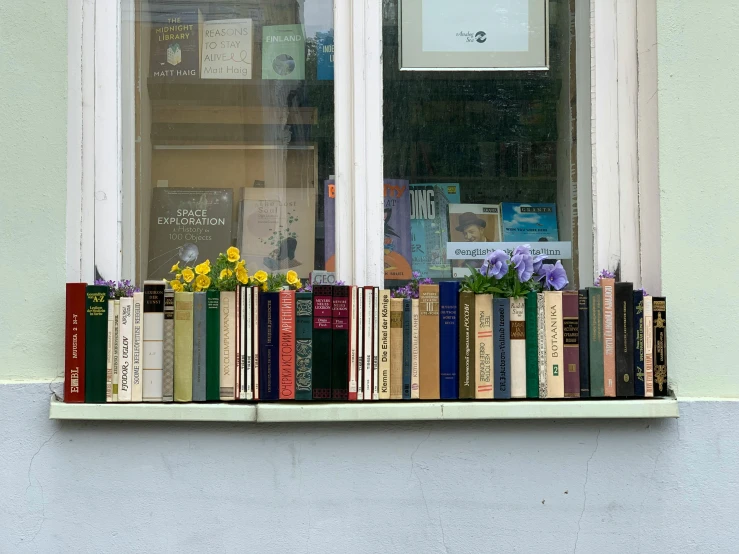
[279,290,296,399]
[562,291,580,398]
[65,283,87,402]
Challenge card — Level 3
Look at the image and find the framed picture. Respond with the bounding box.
[399,0,549,71]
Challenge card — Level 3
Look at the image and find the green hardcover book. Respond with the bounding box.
[205,290,220,401]
[85,286,109,403]
[295,292,313,400]
[174,291,194,402]
[458,291,475,399]
[262,24,306,80]
[524,291,539,398]
[587,287,605,397]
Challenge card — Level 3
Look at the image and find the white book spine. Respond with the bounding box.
[544,291,564,398]
[118,297,133,402]
[239,287,247,400]
[349,286,358,396]
[357,291,364,401]
[643,295,654,398]
[252,287,260,400]
[509,297,527,399]
[131,292,144,402]
[220,291,236,401]
[411,299,420,399]
[373,287,380,400]
[537,293,548,398]
[379,290,391,399]
[246,286,253,400]
[106,300,115,402]
[112,300,120,402]
[363,289,372,401]
[142,285,164,403]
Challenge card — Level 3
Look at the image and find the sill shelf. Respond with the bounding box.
[49,395,678,423]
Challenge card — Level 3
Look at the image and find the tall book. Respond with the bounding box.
[348,287,358,400]
[383,180,413,280]
[653,297,668,396]
[312,285,333,399]
[118,297,133,402]
[261,24,306,80]
[439,282,459,400]
[587,287,604,397]
[150,9,203,79]
[295,292,313,400]
[458,291,475,399]
[562,291,580,398]
[112,300,120,402]
[474,294,493,399]
[143,282,165,402]
[279,290,296,400]
[389,298,404,399]
[536,293,547,398]
[65,283,86,403]
[132,291,144,402]
[578,290,591,398]
[493,297,511,399]
[357,288,364,400]
[379,290,391,400]
[192,292,207,402]
[86,287,109,403]
[219,291,236,401]
[524,291,539,398]
[246,286,253,400]
[601,278,616,397]
[162,290,175,402]
[419,284,440,399]
[363,287,374,401]
[632,289,645,397]
[643,295,654,397]
[411,299,420,399]
[331,286,350,400]
[236,287,242,400]
[509,297,526,399]
[615,282,634,397]
[409,183,461,277]
[402,298,412,399]
[252,288,260,400]
[260,292,280,400]
[106,300,115,402]
[373,287,380,400]
[544,291,563,398]
[205,290,220,401]
[173,292,193,402]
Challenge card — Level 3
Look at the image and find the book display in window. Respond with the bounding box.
[150,9,204,79]
[384,180,413,280]
[200,19,253,80]
[262,24,306,80]
[501,203,559,243]
[409,183,461,278]
[448,204,503,278]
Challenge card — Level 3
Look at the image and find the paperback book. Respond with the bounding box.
[150,9,204,79]
[448,203,503,278]
[409,183,461,278]
[500,203,559,242]
[262,24,306,80]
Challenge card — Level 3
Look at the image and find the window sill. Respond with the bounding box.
[49,395,679,423]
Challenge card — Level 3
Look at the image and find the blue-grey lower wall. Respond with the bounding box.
[1,384,734,553]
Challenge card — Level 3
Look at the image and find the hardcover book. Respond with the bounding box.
[262,24,306,80]
[245,286,253,400]
[578,290,590,398]
[493,297,511,399]
[587,287,605,397]
[348,286,358,400]
[562,291,580,398]
[439,281,459,399]
[509,297,526,399]
[66,283,86,403]
[219,291,236,401]
[147,188,233,280]
[653,297,668,396]
[419,284,440,399]
[118,297,133,402]
[409,184,461,278]
[132,291,144,402]
[448,203,503,278]
[402,298,412,399]
[205,290,221,401]
[173,292,194,402]
[84,286,106,403]
[260,292,280,400]
[106,299,115,402]
[643,296,654,397]
[192,292,207,402]
[150,9,203,79]
[357,287,364,400]
[279,290,296,400]
[312,285,333,399]
[252,288,260,400]
[411,298,420,399]
[389,298,404,399]
[295,292,313,400]
[200,19,253,80]
[235,287,242,399]
[373,287,380,400]
[474,294,494,399]
[143,282,165,402]
[544,291,564,398]
[500,203,559,242]
[601,278,617,397]
[162,291,175,402]
[379,290,391,399]
[615,282,635,397]
[384,179,413,280]
[524,291,539,398]
[458,291,475,399]
[363,287,374,401]
[332,286,350,400]
[112,300,120,402]
[536,293,547,398]
[633,289,645,397]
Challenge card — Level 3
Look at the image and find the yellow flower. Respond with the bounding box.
[170,262,180,273]
[286,270,299,285]
[253,270,268,283]
[261,283,269,292]
[226,246,240,263]
[193,284,201,292]
[169,279,184,292]
[236,259,245,270]
[175,273,182,280]
[182,268,195,283]
[195,261,211,275]
[220,268,233,280]
[295,279,302,290]
[236,267,249,284]
[195,274,211,290]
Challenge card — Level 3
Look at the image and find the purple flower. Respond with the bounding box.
[511,245,534,282]
[537,261,569,291]
[595,269,616,287]
[480,250,509,280]
[532,254,547,275]
[412,271,421,280]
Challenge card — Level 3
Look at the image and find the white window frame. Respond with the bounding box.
[66,0,661,295]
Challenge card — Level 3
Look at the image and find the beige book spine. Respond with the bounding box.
[643,295,654,397]
[389,298,404,399]
[220,291,236,401]
[411,299,420,399]
[544,291,564,398]
[379,290,391,399]
[537,293,547,398]
[373,287,380,400]
[601,278,616,397]
[118,297,133,402]
[174,292,193,402]
[112,300,120,402]
[132,292,144,402]
[106,300,115,402]
[419,284,440,399]
[509,297,527,398]
[474,294,493,399]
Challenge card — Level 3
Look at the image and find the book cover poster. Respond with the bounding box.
[201,19,253,79]
[262,24,306,80]
[323,179,336,271]
[150,10,203,79]
[501,202,559,242]
[316,30,334,80]
[384,179,412,280]
[448,203,502,276]
[410,183,461,278]
[239,186,315,280]
[147,188,233,280]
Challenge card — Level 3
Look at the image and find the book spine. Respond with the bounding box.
[331,286,350,400]
[653,297,668,396]
[419,284,440,400]
[363,288,373,401]
[493,297,511,399]
[83,286,107,404]
[524,291,538,398]
[132,292,144,402]
[106,300,115,402]
[458,291,475,399]
[509,297,526,399]
[379,290,391,400]
[373,287,380,400]
[348,287,358,400]
[246,285,253,400]
[536,293,547,398]
[219,291,236,401]
[118,297,133,402]
[173,292,193,402]
[439,282,459,400]
[615,282,635,397]
[261,292,280,401]
[474,294,493,399]
[65,283,86,403]
[205,290,220,401]
[411,299,420,399]
[587,287,604,397]
[544,291,564,398]
[252,288,260,401]
[389,298,403,399]
[578,290,590,398]
[402,298,412,399]
[357,288,364,400]
[632,290,645,397]
[601,278,616,397]
[562,291,580,398]
[312,285,333,399]
[237,286,244,400]
[643,295,654,397]
[143,283,165,402]
[295,292,313,401]
[162,291,175,402]
[112,300,120,402]
[191,292,206,402]
[279,290,296,400]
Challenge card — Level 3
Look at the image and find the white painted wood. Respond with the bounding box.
[121,0,137,281]
[350,0,367,285]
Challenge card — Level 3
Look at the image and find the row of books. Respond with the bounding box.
[64,279,668,403]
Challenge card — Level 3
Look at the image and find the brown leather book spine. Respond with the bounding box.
[419,285,440,399]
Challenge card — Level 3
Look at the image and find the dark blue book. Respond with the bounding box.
[259,292,280,400]
[578,290,590,398]
[402,298,412,399]
[493,297,511,399]
[633,289,645,396]
[439,282,459,399]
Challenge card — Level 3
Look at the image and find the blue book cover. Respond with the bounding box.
[192,292,207,401]
[259,292,280,400]
[402,298,412,399]
[439,281,459,399]
[501,203,559,242]
[316,30,334,80]
[633,289,645,396]
[410,184,461,278]
[493,297,511,399]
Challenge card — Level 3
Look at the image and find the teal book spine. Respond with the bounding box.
[84,285,109,403]
[587,287,605,397]
[524,291,539,398]
[205,290,221,401]
[295,292,313,400]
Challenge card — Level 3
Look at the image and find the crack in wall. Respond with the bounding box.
[574,427,601,554]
